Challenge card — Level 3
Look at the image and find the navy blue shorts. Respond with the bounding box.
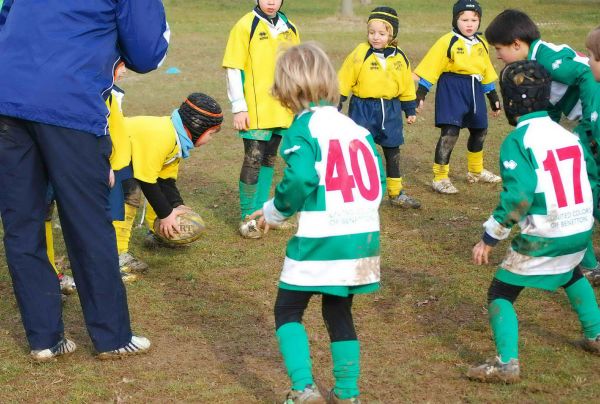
[435,73,487,129]
[108,165,133,221]
[348,97,404,147]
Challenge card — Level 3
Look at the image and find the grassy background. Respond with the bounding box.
[1,0,600,402]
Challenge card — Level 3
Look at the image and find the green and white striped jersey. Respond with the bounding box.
[529,39,597,131]
[483,111,597,275]
[263,105,385,287]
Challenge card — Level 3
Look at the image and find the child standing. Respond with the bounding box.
[222,0,300,239]
[485,9,600,280]
[338,6,420,208]
[414,0,501,195]
[250,43,385,403]
[585,26,600,286]
[468,60,600,383]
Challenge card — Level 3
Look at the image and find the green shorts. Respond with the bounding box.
[495,268,575,292]
[239,128,285,141]
[279,281,380,297]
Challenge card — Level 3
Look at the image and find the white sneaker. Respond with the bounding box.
[283,384,326,403]
[432,178,458,194]
[118,252,149,273]
[467,169,502,184]
[30,338,76,362]
[239,219,262,239]
[59,274,76,295]
[96,335,151,360]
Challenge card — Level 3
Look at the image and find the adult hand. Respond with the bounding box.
[233,111,250,131]
[472,240,493,265]
[108,169,115,188]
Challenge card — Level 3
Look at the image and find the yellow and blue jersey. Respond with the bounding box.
[414,31,497,85]
[127,116,180,184]
[106,87,131,171]
[222,11,300,130]
[338,42,416,101]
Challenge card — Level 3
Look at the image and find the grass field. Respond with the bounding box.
[1,0,600,402]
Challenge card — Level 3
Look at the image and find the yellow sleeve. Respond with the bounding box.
[414,35,451,84]
[222,16,251,70]
[398,53,416,102]
[481,40,499,85]
[337,45,363,97]
[107,92,131,171]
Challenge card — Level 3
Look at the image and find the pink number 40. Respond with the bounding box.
[324,139,380,202]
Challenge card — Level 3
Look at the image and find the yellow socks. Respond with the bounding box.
[113,203,137,254]
[467,151,484,174]
[45,220,59,275]
[433,164,450,182]
[386,177,403,198]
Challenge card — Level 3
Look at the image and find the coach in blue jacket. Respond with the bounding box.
[0,0,169,360]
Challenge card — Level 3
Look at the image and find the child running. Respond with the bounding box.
[485,8,600,281]
[249,43,385,403]
[414,0,501,195]
[222,0,300,239]
[338,6,420,208]
[468,60,600,383]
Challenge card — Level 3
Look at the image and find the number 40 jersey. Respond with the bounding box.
[263,105,386,287]
[483,111,598,276]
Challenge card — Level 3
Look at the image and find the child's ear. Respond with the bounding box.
[513,39,523,50]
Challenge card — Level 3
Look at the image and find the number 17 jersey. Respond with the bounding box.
[272,105,386,287]
[484,111,597,276]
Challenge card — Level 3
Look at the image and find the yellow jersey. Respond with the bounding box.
[222,11,300,130]
[414,32,498,85]
[106,88,131,171]
[338,43,416,101]
[127,116,180,184]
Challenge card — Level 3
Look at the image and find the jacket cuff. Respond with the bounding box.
[263,198,287,226]
[483,215,511,241]
[482,232,500,246]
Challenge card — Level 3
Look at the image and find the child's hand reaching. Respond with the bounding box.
[491,101,502,118]
[247,209,270,235]
[233,111,250,131]
[157,206,188,239]
[472,240,493,265]
[406,115,416,124]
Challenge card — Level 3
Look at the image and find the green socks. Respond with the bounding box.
[565,278,600,339]
[238,181,257,221]
[331,340,360,400]
[276,322,314,391]
[255,166,274,210]
[489,298,519,363]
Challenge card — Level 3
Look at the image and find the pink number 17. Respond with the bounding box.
[542,145,583,208]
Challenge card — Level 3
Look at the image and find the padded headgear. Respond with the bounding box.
[368,6,399,40]
[500,60,551,126]
[178,93,223,145]
[452,0,482,30]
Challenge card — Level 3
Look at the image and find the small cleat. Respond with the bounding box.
[120,268,139,284]
[118,252,149,273]
[389,191,421,209]
[96,335,151,360]
[327,389,361,404]
[580,335,600,355]
[466,357,520,383]
[270,220,297,231]
[580,265,600,287]
[432,178,458,194]
[239,219,262,239]
[466,169,502,184]
[59,274,76,295]
[30,338,76,362]
[283,384,326,404]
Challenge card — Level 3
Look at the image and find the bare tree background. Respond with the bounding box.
[341,0,373,17]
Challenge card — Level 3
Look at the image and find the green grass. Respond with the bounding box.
[1,0,600,402]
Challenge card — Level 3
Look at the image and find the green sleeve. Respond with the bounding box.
[492,128,537,228]
[273,121,320,217]
[582,138,600,220]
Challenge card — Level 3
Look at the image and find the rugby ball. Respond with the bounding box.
[153,211,205,245]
